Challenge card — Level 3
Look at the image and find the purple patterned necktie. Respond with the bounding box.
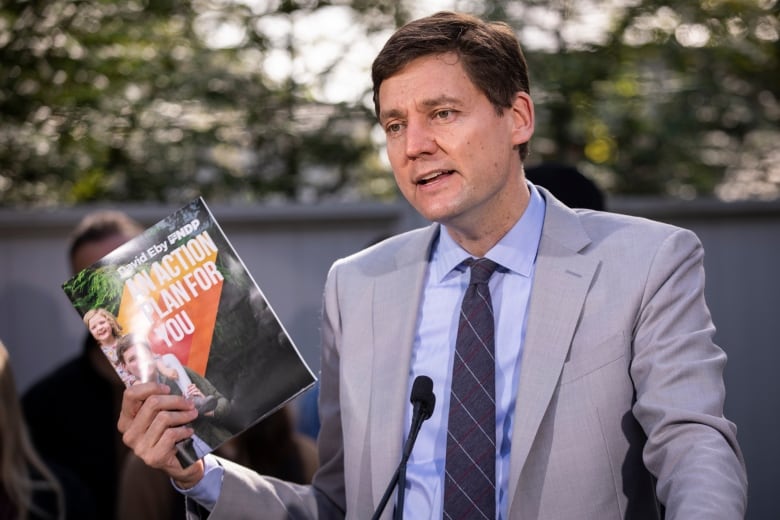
[443,258,499,520]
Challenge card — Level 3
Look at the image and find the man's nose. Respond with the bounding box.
[405,120,437,158]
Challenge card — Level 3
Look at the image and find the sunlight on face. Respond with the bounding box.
[378,53,532,239]
[123,344,157,383]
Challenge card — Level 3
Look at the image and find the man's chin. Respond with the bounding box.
[412,200,460,224]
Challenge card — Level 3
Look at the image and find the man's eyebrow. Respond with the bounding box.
[419,95,461,109]
[379,108,405,123]
[379,95,462,122]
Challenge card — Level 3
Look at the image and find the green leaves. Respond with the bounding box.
[63,265,124,316]
[1,0,778,205]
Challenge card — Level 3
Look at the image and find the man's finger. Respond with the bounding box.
[117,382,170,433]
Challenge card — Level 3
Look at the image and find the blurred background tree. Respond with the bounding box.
[490,0,780,200]
[0,0,777,207]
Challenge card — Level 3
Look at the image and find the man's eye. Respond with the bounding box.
[386,123,403,134]
[435,109,452,119]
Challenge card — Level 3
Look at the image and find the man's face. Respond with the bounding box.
[378,52,534,237]
[122,344,157,381]
[88,314,113,344]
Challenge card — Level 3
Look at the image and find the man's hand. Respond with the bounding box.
[118,381,205,487]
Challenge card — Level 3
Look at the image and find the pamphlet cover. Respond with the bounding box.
[62,197,317,466]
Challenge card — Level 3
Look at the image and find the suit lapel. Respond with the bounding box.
[368,225,438,509]
[357,201,599,513]
[507,194,600,507]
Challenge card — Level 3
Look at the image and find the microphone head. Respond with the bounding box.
[410,375,436,420]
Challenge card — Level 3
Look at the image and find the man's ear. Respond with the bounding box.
[510,92,534,146]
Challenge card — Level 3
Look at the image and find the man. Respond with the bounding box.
[118,11,747,519]
[22,210,144,519]
[116,334,233,464]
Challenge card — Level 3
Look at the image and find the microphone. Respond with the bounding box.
[371,375,436,520]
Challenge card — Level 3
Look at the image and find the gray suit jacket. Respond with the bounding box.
[196,188,747,519]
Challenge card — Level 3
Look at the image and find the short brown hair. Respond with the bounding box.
[68,210,143,270]
[116,334,151,366]
[372,11,532,160]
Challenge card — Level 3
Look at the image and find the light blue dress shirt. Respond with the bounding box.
[181,184,545,516]
[401,184,545,519]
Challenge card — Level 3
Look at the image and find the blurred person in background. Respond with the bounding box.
[524,162,606,211]
[1,338,95,519]
[22,210,143,519]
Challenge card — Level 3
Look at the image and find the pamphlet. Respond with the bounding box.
[62,197,317,466]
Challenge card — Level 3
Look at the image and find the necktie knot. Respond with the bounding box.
[466,257,499,286]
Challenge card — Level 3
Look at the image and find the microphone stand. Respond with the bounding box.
[371,375,435,520]
[393,404,427,520]
[371,402,428,520]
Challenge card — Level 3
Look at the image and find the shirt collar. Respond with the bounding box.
[431,182,546,282]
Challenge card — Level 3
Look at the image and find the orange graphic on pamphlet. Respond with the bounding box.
[116,246,223,376]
